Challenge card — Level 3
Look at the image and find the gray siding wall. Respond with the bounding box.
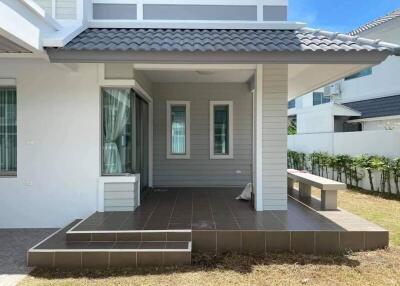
[56,0,76,19]
[143,4,257,21]
[262,65,288,210]
[34,0,52,14]
[34,0,76,19]
[153,83,252,187]
[93,4,137,20]
[104,182,137,211]
[263,6,287,21]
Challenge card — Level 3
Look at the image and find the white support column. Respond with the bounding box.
[254,65,263,211]
[261,64,288,210]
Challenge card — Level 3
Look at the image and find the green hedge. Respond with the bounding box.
[288,151,400,196]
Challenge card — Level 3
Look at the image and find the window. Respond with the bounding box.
[102,88,134,175]
[102,88,150,176]
[167,101,190,159]
[288,99,296,109]
[344,67,372,81]
[210,101,233,159]
[0,87,17,176]
[313,92,330,106]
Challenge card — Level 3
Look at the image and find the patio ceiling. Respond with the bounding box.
[132,63,372,99]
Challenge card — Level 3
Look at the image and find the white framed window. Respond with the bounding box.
[166,101,190,159]
[0,85,17,176]
[210,101,233,159]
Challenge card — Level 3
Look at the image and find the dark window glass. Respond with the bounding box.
[288,99,296,109]
[214,105,229,155]
[344,67,372,81]
[313,92,330,106]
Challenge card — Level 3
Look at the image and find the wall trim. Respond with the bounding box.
[255,65,263,211]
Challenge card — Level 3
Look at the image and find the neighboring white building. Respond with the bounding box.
[289,8,400,135]
[288,8,400,165]
[0,0,399,229]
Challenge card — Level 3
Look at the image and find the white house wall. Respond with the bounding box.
[340,19,400,103]
[0,60,100,228]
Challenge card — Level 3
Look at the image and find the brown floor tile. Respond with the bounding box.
[242,231,265,253]
[166,232,191,241]
[82,252,109,268]
[113,241,141,249]
[66,233,91,242]
[165,242,190,249]
[109,252,137,267]
[140,241,166,249]
[28,252,54,267]
[315,232,340,254]
[163,252,191,265]
[340,231,365,251]
[91,233,117,242]
[291,231,315,254]
[266,232,290,252]
[54,252,82,268]
[217,231,242,254]
[365,231,389,250]
[116,232,142,241]
[137,252,163,266]
[142,232,167,241]
[192,231,216,253]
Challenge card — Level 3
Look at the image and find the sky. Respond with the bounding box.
[288,0,400,33]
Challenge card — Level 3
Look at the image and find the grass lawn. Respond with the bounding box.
[20,189,400,286]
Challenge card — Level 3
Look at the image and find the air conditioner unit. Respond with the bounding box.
[324,82,341,100]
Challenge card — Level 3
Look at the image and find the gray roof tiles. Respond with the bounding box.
[54,27,400,54]
[349,8,400,36]
[343,94,400,119]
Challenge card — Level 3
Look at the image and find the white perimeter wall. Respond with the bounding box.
[0,59,100,228]
[288,131,400,192]
[288,131,400,158]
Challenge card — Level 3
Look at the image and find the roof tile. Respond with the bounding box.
[52,28,399,54]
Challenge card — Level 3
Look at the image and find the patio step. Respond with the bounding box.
[66,229,192,242]
[27,220,192,268]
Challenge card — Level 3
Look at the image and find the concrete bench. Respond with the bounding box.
[287,169,346,210]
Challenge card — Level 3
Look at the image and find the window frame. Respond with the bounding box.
[166,101,191,159]
[0,85,17,177]
[100,87,136,176]
[210,101,233,160]
[313,92,330,106]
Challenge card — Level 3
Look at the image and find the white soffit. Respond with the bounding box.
[288,64,372,99]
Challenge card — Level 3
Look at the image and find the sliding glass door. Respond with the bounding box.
[135,96,149,193]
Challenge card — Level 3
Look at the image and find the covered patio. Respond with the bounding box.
[28,187,388,268]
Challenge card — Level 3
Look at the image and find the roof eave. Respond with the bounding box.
[46,50,392,65]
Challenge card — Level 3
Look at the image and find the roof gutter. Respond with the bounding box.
[46,50,391,65]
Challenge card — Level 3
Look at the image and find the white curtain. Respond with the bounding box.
[103,88,130,174]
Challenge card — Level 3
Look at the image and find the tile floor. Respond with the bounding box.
[73,188,354,232]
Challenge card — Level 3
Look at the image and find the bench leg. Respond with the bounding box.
[287,178,294,194]
[321,190,337,210]
[299,182,311,199]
